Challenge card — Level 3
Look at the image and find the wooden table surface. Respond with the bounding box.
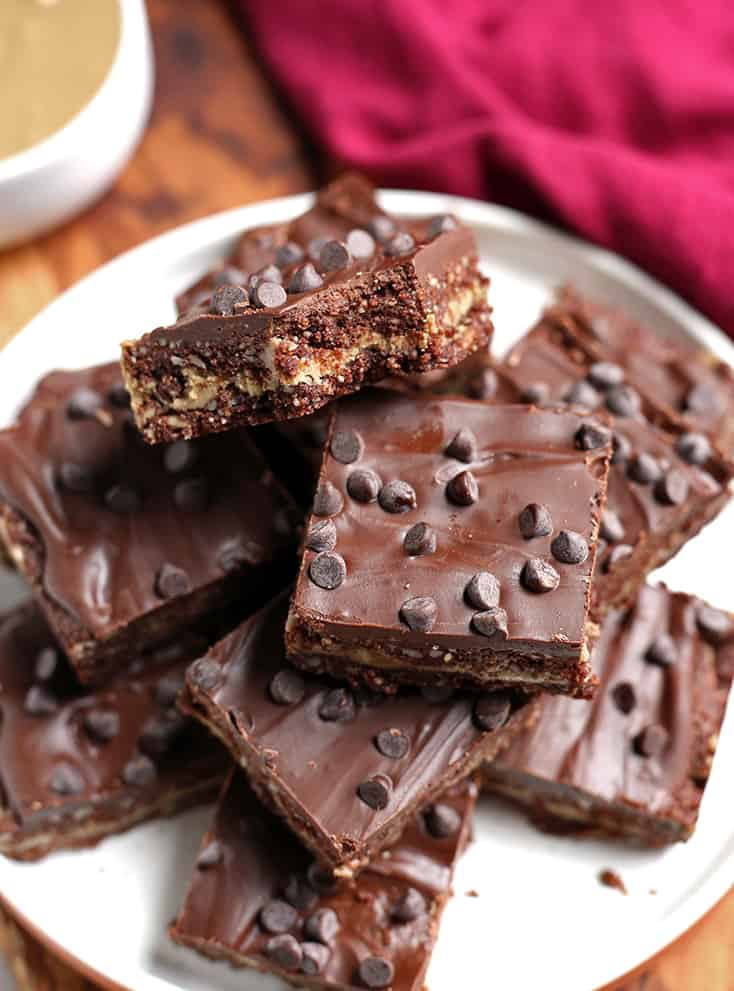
[0,1,731,989]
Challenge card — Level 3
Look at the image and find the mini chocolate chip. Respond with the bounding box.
[384,232,415,256]
[154,563,190,599]
[612,681,636,714]
[696,605,733,644]
[600,509,625,544]
[427,214,458,238]
[399,596,437,632]
[304,907,339,944]
[347,469,381,503]
[214,265,248,287]
[521,558,560,593]
[155,670,186,707]
[421,685,454,704]
[331,429,363,464]
[473,692,511,731]
[24,685,58,716]
[269,669,306,705]
[260,899,298,934]
[563,380,600,409]
[392,887,427,922]
[189,657,221,692]
[210,284,246,316]
[306,519,337,552]
[606,385,641,417]
[634,723,669,758]
[107,383,131,408]
[378,479,417,513]
[276,241,305,268]
[403,522,436,556]
[283,875,318,911]
[675,432,711,466]
[471,607,509,640]
[519,381,549,405]
[551,530,589,565]
[318,687,356,722]
[375,728,409,759]
[357,957,395,990]
[66,387,103,420]
[319,240,351,272]
[446,469,478,506]
[587,362,625,390]
[654,469,689,506]
[251,280,287,309]
[104,483,141,513]
[445,427,478,463]
[163,439,198,474]
[307,862,339,893]
[265,935,302,971]
[34,646,59,682]
[313,481,344,516]
[49,764,84,796]
[518,503,553,539]
[466,367,498,400]
[122,754,157,787]
[423,803,460,838]
[301,942,330,976]
[357,774,392,810]
[575,421,611,450]
[196,841,222,869]
[309,551,347,590]
[367,215,397,243]
[174,477,209,511]
[627,453,662,484]
[58,462,94,493]
[603,544,634,572]
[139,711,186,758]
[83,708,120,743]
[345,228,376,259]
[307,237,329,262]
[465,572,500,610]
[611,432,632,465]
[254,264,283,284]
[645,634,678,667]
[684,383,719,414]
[287,262,323,293]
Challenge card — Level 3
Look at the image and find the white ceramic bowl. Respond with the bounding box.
[0,0,153,249]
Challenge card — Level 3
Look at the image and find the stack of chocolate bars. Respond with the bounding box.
[1,174,733,991]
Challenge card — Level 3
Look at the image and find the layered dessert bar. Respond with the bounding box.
[286,389,612,698]
[171,771,475,991]
[181,592,534,873]
[0,601,226,860]
[121,174,493,442]
[483,584,734,845]
[0,364,299,683]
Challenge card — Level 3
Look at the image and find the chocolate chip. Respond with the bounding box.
[49,764,84,796]
[466,367,498,400]
[378,479,417,513]
[287,262,323,293]
[634,724,669,758]
[345,228,376,259]
[645,634,678,667]
[269,669,306,705]
[318,687,356,722]
[654,469,689,506]
[275,241,305,268]
[473,692,511,730]
[307,862,339,893]
[551,530,589,565]
[313,481,344,516]
[319,240,351,272]
[66,387,103,420]
[300,942,330,976]
[309,551,347,590]
[264,934,301,970]
[346,469,381,503]
[357,957,395,989]
[154,563,191,599]
[446,469,478,506]
[421,685,454,704]
[210,284,246,316]
[260,899,298,934]
[174,476,209,511]
[331,429,363,464]
[58,461,94,493]
[163,439,198,474]
[683,383,719,414]
[367,215,396,243]
[445,427,478,463]
[283,875,318,911]
[107,383,131,408]
[24,685,58,716]
[423,803,460,838]
[254,264,283,285]
[104,483,141,513]
[34,646,59,682]
[384,232,415,256]
[675,432,711,466]
[375,728,409,759]
[403,522,436,556]
[307,237,329,262]
[588,362,625,390]
[427,214,458,238]
[696,605,733,644]
[251,280,287,309]
[575,421,611,451]
[139,711,186,757]
[399,596,437,632]
[563,380,600,409]
[606,385,641,417]
[156,670,186,707]
[518,503,553,539]
[357,774,392,810]
[603,544,634,572]
[465,572,500,610]
[519,382,549,405]
[188,657,221,692]
[83,708,120,743]
[392,887,426,922]
[600,509,625,544]
[611,432,632,465]
[627,453,662,484]
[304,907,339,944]
[196,841,222,869]
[306,519,337,552]
[214,265,248,287]
[611,681,636,714]
[521,558,560,593]
[122,754,157,787]
[471,607,509,640]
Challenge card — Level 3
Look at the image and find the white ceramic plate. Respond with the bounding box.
[0,191,733,991]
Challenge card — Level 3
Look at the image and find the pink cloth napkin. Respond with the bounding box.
[239,0,734,334]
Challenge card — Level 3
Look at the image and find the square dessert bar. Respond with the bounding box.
[171,771,476,991]
[121,173,493,442]
[286,389,612,698]
[181,592,534,873]
[502,313,733,615]
[483,584,734,845]
[0,363,299,684]
[0,600,226,860]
